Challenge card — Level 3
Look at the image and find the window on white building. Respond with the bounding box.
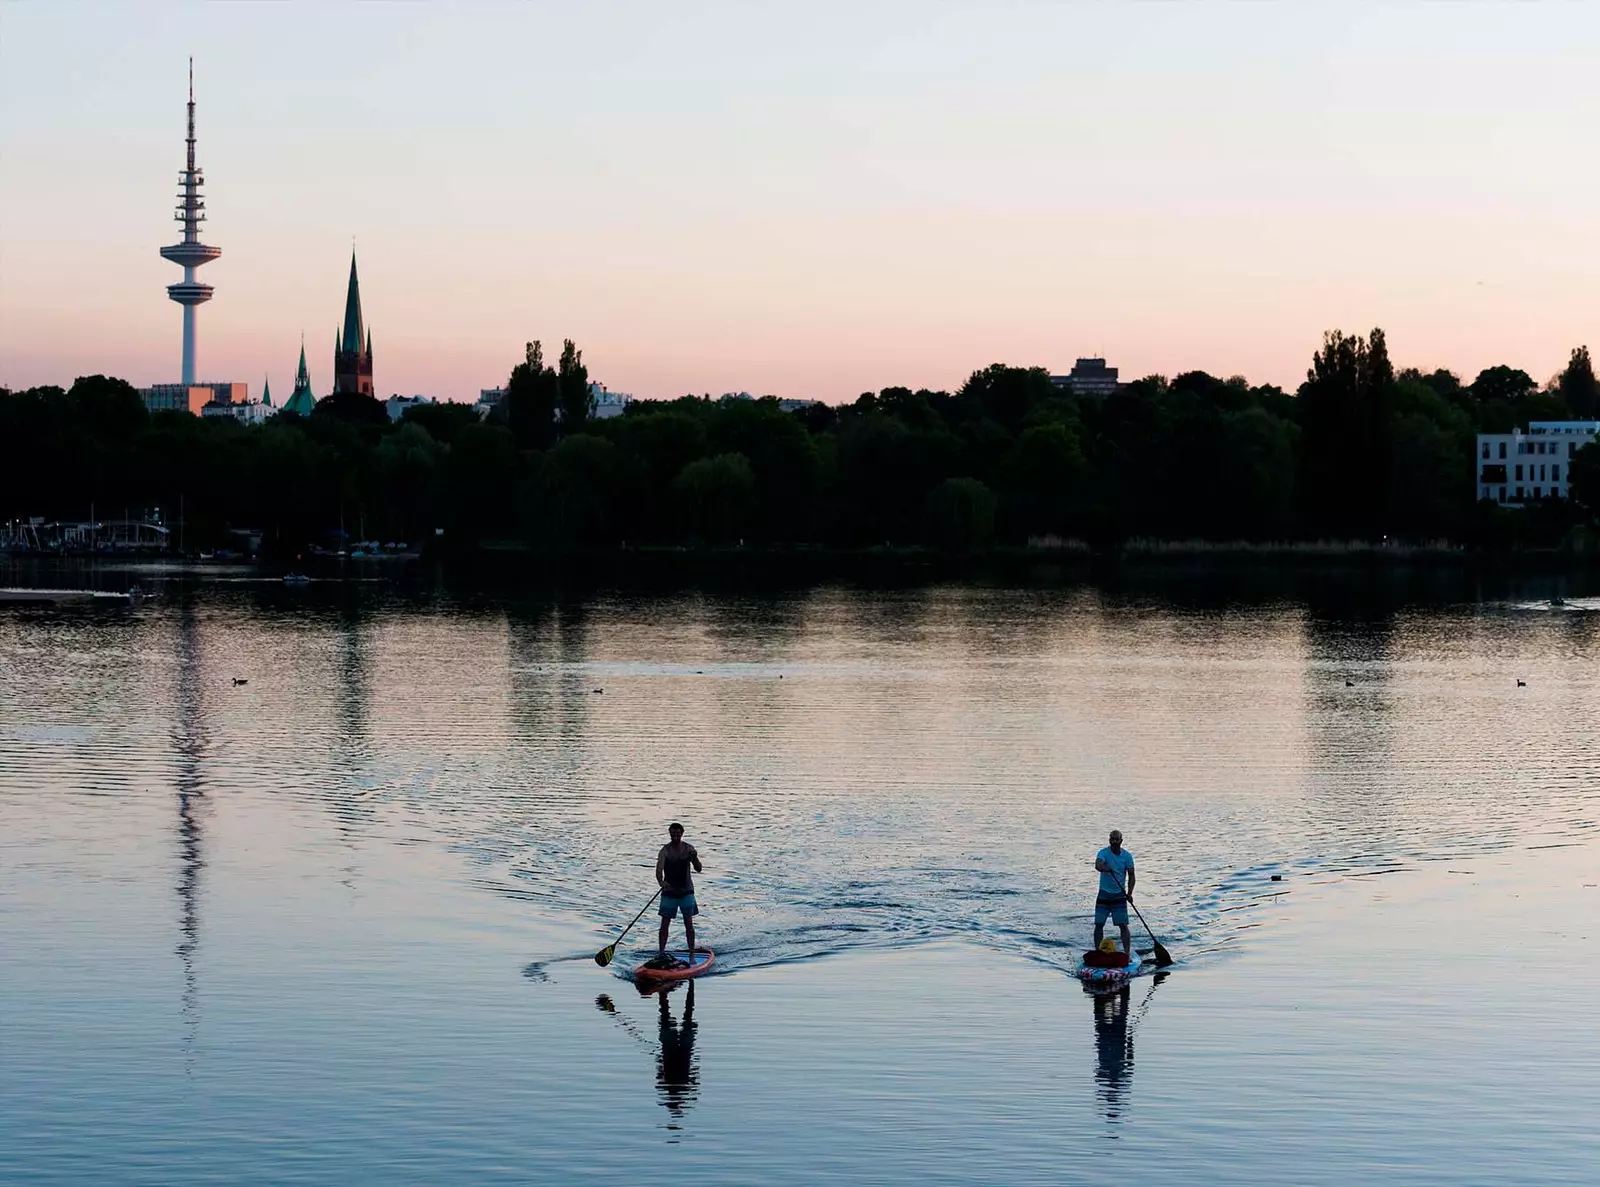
[1515,464,1523,480]
[1499,442,1507,459]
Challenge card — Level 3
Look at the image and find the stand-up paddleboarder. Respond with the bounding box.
[1094,829,1136,957]
[656,822,703,958]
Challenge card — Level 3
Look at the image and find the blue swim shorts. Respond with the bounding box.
[1095,895,1129,927]
[659,893,698,920]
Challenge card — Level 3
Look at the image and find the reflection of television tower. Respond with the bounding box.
[159,59,221,385]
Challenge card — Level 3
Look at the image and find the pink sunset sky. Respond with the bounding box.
[4,2,1600,405]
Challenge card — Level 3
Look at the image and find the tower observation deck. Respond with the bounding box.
[159,60,221,386]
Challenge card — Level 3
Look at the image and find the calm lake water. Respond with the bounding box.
[2,568,1597,1184]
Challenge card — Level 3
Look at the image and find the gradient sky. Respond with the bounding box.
[5,2,1600,404]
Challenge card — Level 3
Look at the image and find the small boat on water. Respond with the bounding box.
[283,573,312,586]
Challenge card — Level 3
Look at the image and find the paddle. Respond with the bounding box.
[594,888,662,967]
[1113,869,1174,968]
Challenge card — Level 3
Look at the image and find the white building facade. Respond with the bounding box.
[1476,420,1600,505]
[200,397,273,425]
[589,382,631,419]
[386,395,437,423]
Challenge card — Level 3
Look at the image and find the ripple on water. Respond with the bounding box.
[3,585,1599,984]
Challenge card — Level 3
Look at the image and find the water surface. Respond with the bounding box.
[1,575,1596,1183]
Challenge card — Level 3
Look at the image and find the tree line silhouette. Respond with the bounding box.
[6,330,1600,559]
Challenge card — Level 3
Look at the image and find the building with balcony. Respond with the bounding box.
[1476,420,1600,505]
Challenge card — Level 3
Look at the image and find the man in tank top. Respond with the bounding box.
[1094,829,1136,958]
[656,822,704,958]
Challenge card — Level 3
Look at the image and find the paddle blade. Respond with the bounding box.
[594,944,615,967]
[1152,941,1175,968]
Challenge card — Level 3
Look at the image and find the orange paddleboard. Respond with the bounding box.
[633,949,715,983]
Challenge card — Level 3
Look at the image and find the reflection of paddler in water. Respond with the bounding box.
[1092,984,1134,1123]
[655,981,699,1123]
[594,981,701,1131]
[1087,965,1168,1126]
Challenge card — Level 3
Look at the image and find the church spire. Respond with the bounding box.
[342,252,364,361]
[284,337,316,416]
[261,374,272,407]
[332,249,374,396]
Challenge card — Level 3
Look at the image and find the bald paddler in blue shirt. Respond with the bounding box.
[1093,829,1136,958]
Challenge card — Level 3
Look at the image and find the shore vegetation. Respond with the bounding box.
[5,332,1600,560]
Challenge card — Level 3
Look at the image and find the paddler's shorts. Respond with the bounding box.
[659,893,698,920]
[1095,895,1129,927]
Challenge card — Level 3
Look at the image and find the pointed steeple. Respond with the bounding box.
[284,337,317,416]
[332,249,374,396]
[261,374,272,407]
[342,252,364,362]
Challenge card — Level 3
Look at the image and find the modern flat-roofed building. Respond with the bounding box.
[476,387,506,419]
[140,381,247,415]
[1476,420,1600,505]
[589,382,631,420]
[1050,358,1119,398]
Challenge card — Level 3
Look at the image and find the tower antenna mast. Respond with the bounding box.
[160,57,221,386]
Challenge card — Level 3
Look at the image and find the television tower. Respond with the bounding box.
[159,59,221,386]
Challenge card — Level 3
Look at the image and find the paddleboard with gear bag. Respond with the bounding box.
[634,948,715,983]
[1076,938,1145,985]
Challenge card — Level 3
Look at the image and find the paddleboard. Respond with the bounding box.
[634,949,715,983]
[1075,952,1146,986]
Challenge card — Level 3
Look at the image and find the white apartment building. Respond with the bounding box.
[200,397,273,425]
[1476,420,1600,505]
[386,394,437,423]
[475,382,631,421]
[475,388,506,419]
[589,382,632,419]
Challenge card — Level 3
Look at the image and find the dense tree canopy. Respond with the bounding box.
[6,332,1600,559]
